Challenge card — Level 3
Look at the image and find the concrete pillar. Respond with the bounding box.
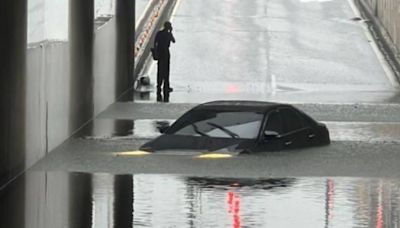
[0,175,26,227]
[0,0,27,186]
[115,0,135,100]
[68,173,93,228]
[69,0,95,133]
[114,175,133,227]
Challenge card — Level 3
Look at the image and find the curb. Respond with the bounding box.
[354,0,400,82]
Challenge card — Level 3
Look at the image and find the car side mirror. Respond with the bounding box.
[155,121,170,134]
[264,130,279,140]
[158,125,169,134]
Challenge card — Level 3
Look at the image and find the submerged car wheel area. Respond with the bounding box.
[139,100,330,155]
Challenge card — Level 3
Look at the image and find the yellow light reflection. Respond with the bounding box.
[114,151,150,156]
[197,153,233,159]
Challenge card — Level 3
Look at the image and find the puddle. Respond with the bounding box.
[1,172,400,228]
[326,121,400,143]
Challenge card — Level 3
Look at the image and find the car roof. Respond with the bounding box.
[194,100,291,112]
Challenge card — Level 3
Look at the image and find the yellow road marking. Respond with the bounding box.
[114,151,150,156]
[197,153,233,159]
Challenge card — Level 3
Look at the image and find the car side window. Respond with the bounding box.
[280,108,306,133]
[265,111,284,135]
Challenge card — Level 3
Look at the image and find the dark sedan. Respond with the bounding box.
[140,101,330,155]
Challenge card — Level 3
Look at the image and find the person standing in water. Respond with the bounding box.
[154,21,176,102]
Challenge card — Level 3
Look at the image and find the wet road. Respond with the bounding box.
[3,0,400,227]
[143,0,399,103]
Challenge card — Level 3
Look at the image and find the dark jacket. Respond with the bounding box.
[155,29,175,58]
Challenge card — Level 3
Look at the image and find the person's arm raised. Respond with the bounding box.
[170,29,176,43]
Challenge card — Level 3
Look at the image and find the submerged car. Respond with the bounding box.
[140,101,330,155]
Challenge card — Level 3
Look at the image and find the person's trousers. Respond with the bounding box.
[157,57,170,98]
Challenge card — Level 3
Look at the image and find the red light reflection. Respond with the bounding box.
[227,191,241,228]
[376,205,383,228]
[327,179,335,221]
[225,85,240,94]
[376,182,384,228]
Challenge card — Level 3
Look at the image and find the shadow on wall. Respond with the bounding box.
[0,0,27,188]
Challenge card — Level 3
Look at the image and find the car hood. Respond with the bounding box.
[140,134,255,154]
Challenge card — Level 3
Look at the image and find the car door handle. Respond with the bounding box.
[308,134,316,139]
[285,141,292,146]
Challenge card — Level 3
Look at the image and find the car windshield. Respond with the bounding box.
[167,110,264,139]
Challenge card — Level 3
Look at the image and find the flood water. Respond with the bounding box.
[1,172,400,228]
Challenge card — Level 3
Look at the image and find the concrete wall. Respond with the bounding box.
[26,42,71,169]
[93,18,118,115]
[358,0,400,76]
[0,0,135,187]
[367,0,400,52]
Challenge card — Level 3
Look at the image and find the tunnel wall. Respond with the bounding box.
[25,2,134,169]
[1,0,135,188]
[357,0,400,76]
[25,42,71,169]
[364,0,400,51]
[93,18,118,115]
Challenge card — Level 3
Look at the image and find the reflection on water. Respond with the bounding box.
[79,119,174,139]
[1,172,400,228]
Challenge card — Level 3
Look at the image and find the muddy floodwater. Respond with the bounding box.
[1,172,399,228]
